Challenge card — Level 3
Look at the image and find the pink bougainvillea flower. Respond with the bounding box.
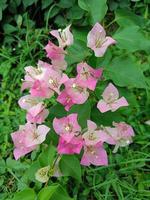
[57,136,83,154]
[57,90,75,111]
[50,25,73,48]
[21,61,51,92]
[44,67,69,94]
[52,59,67,71]
[11,125,37,160]
[24,123,50,147]
[82,120,102,146]
[30,80,54,98]
[97,83,128,113]
[77,62,103,91]
[81,142,108,166]
[87,22,116,57]
[99,122,134,153]
[18,95,41,110]
[64,78,89,105]
[53,113,81,142]
[26,102,49,124]
[57,78,89,110]
[44,41,66,60]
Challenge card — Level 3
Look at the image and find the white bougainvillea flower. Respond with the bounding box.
[35,166,50,183]
[87,22,116,57]
[97,83,128,113]
[50,25,73,48]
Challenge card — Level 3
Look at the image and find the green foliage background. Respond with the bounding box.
[0,0,150,199]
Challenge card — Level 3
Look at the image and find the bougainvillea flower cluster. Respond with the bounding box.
[11,23,134,181]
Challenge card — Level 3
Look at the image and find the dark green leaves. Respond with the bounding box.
[105,55,147,88]
[60,155,82,182]
[38,184,73,200]
[78,0,108,24]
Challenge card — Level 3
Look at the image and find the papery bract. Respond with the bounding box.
[82,120,102,146]
[24,123,50,147]
[87,22,116,57]
[30,80,54,98]
[57,136,83,154]
[57,90,75,111]
[26,102,49,124]
[77,62,103,91]
[81,142,108,166]
[97,83,128,113]
[44,67,68,94]
[50,25,73,48]
[64,78,89,105]
[53,113,81,142]
[99,122,134,153]
[11,125,37,160]
[18,95,41,110]
[45,41,66,60]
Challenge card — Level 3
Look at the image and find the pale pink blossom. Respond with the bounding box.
[11,124,37,160]
[64,78,89,105]
[99,122,134,153]
[44,68,68,94]
[77,62,103,91]
[97,83,128,113]
[44,41,66,60]
[81,142,108,166]
[50,25,73,48]
[30,80,54,98]
[82,120,102,146]
[57,136,83,154]
[53,113,81,142]
[24,123,50,147]
[18,95,41,110]
[52,59,67,71]
[87,23,116,57]
[26,102,49,124]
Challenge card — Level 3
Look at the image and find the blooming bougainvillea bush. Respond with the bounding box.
[11,23,134,191]
[10,22,136,198]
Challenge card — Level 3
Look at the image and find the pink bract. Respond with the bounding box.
[44,41,66,60]
[97,83,128,113]
[53,113,81,142]
[26,102,49,124]
[57,136,83,154]
[50,25,73,48]
[82,120,103,146]
[87,22,116,57]
[81,142,108,166]
[77,62,103,91]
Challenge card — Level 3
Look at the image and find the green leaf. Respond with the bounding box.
[58,0,75,8]
[6,158,29,170]
[115,9,145,27]
[66,40,91,65]
[22,0,37,8]
[3,24,17,33]
[38,145,56,167]
[60,155,82,182]
[114,26,150,53]
[38,184,73,200]
[13,188,36,200]
[0,159,6,174]
[66,5,84,20]
[42,0,53,9]
[69,100,91,128]
[78,0,108,24]
[105,55,147,88]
